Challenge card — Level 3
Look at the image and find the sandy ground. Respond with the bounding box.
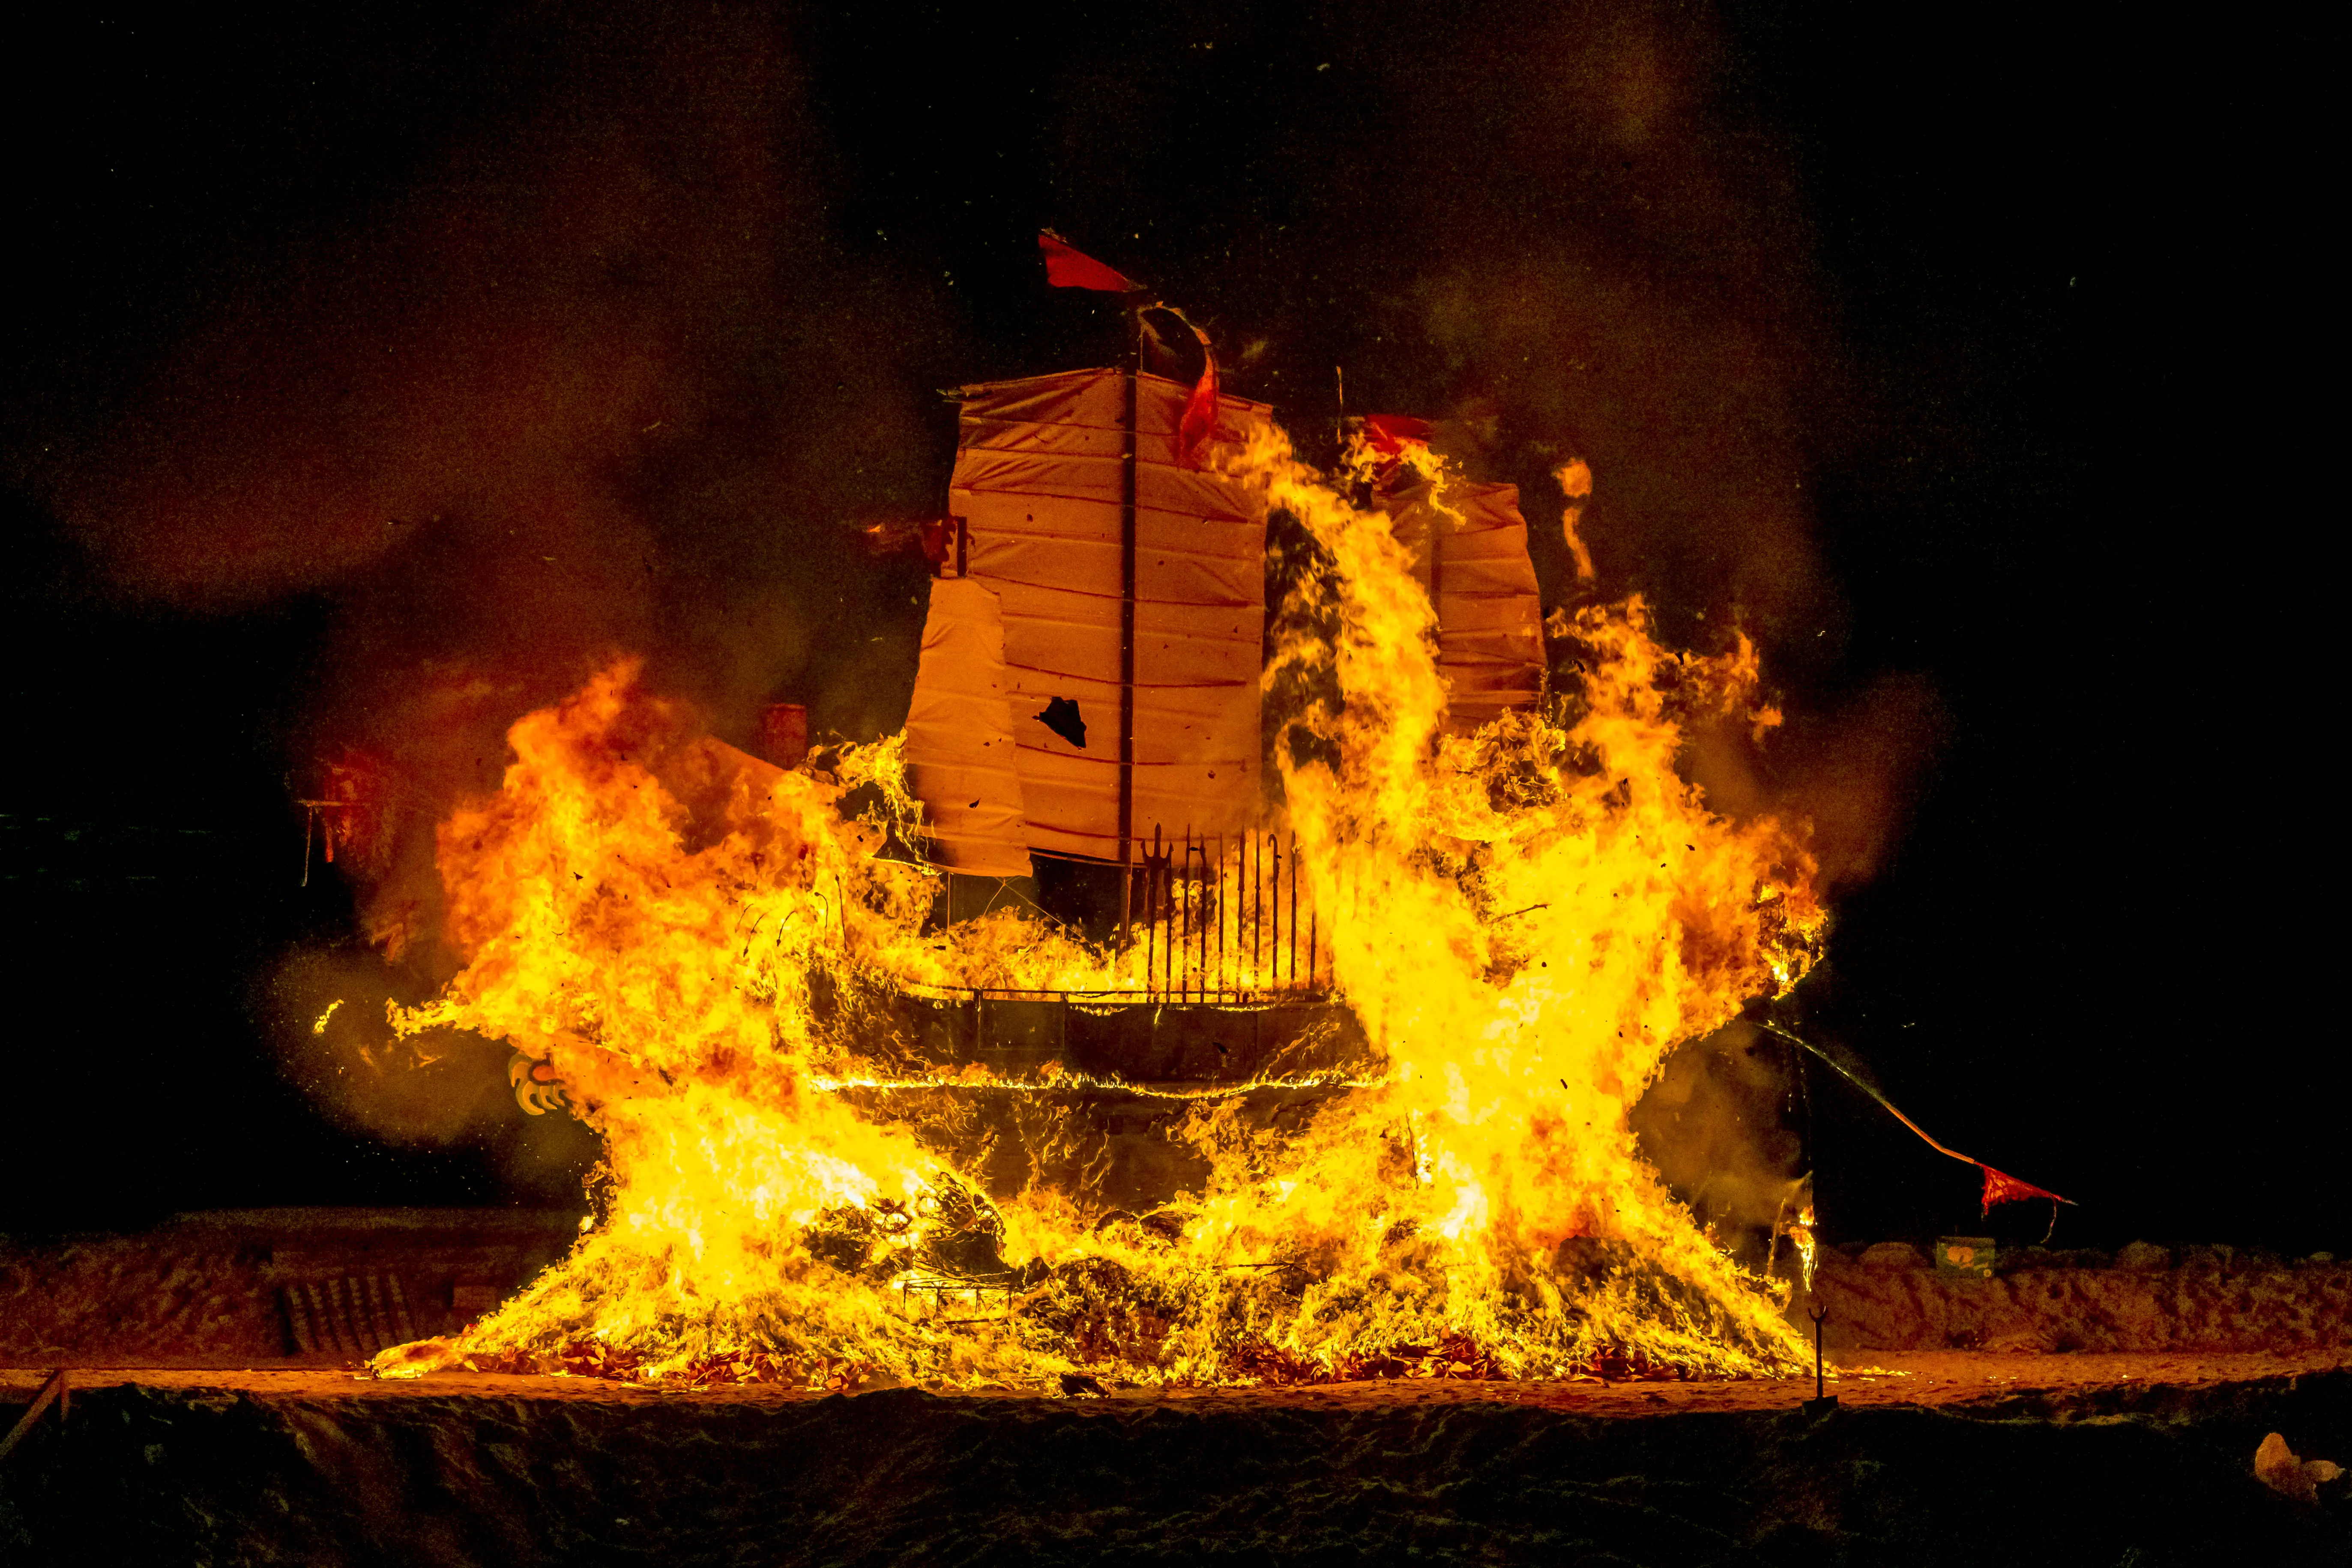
[8,1347,2344,1412]
[7,1212,2343,1368]
[5,1220,2346,1564]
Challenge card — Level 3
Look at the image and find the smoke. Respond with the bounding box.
[24,3,1942,1195]
[1305,0,1942,887]
[1682,671,1947,891]
[263,941,600,1199]
[39,3,944,965]
[1305,1,1947,1213]
[1629,1021,1809,1269]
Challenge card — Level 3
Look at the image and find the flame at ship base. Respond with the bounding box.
[369,423,1827,1389]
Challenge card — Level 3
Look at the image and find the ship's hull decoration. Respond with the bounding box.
[907,368,1274,865]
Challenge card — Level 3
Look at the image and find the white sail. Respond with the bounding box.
[937,367,1272,861]
[903,577,1034,878]
[1383,472,1547,733]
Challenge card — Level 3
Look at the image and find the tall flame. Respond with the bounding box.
[371,419,1825,1388]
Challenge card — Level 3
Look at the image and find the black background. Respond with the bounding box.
[1,3,2335,1251]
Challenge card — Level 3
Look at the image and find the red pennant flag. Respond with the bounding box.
[1177,321,1219,468]
[1978,1164,2068,1215]
[1755,1022,2076,1222]
[1038,231,1139,293]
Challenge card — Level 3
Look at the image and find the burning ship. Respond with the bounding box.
[513,338,1557,1215]
[390,246,1829,1388]
[872,362,1551,1180]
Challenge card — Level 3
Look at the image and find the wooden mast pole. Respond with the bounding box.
[1117,311,1140,948]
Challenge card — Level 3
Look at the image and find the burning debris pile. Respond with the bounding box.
[368,418,1825,1391]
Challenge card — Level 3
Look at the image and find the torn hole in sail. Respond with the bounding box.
[1035,696,1087,748]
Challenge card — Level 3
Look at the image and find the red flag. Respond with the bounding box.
[1143,306,1222,468]
[1178,322,1219,468]
[1755,1021,2076,1221]
[1978,1164,2068,1215]
[1038,231,1139,293]
[1362,413,1433,457]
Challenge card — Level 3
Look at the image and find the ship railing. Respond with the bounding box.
[895,982,1335,1008]
[903,827,1349,1005]
[1115,824,1338,1002]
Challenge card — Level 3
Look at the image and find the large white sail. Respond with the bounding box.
[928,367,1272,862]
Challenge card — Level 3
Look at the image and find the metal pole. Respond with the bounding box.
[1806,1301,1834,1409]
[1145,824,1159,997]
[1197,834,1209,997]
[1288,832,1299,984]
[1269,837,1281,986]
[1251,831,1263,988]
[1182,827,1195,1003]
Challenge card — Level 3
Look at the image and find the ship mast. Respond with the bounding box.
[1117,314,1139,946]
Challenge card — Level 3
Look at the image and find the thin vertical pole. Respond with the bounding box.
[1155,825,1168,999]
[1145,823,1159,997]
[1269,836,1282,987]
[1216,833,1227,997]
[1189,832,1202,1001]
[1252,831,1263,988]
[1117,339,1140,950]
[1172,829,1183,1002]
[1182,827,1195,1002]
[1198,835,1209,997]
[1288,832,1300,984]
[1429,484,1445,677]
[1310,850,1321,985]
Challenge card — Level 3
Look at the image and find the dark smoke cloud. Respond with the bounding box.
[1687,672,1948,892]
[264,942,599,1199]
[1630,1020,1810,1269]
[1283,0,1939,873]
[31,0,1936,961]
[1344,0,1836,637]
[38,4,945,958]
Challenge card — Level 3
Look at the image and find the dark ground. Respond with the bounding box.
[5,1362,2349,1566]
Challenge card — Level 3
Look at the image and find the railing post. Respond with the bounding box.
[1254,830,1264,990]
[1288,831,1299,985]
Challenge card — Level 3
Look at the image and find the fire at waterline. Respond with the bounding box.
[300,234,2052,1390]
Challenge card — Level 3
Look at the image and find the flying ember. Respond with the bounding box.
[371,349,1827,1390]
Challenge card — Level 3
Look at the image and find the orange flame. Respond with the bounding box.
[370,419,1825,1389]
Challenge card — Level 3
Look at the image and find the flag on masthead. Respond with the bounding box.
[1038,230,1140,293]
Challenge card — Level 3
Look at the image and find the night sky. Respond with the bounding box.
[1,3,2334,1252]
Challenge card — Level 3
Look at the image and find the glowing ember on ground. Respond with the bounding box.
[370,422,1825,1389]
